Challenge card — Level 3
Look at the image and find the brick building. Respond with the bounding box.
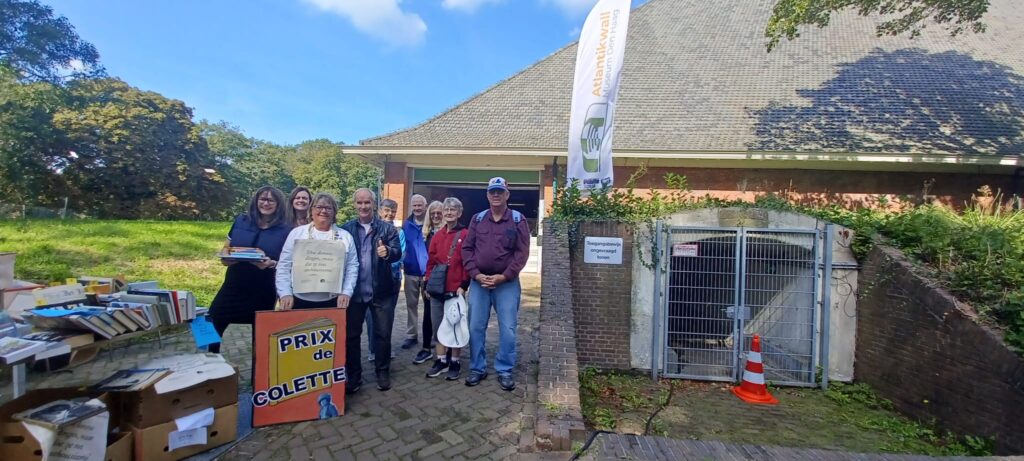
[346,0,1023,229]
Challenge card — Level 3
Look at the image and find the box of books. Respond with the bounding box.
[112,354,238,428]
[129,403,237,461]
[0,387,117,461]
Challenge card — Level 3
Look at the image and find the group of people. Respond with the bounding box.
[207,177,530,396]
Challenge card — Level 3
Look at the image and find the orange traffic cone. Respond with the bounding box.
[731,335,778,405]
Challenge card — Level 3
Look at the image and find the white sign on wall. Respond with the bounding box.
[584,237,623,264]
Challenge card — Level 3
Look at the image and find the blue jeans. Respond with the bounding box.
[468,278,521,376]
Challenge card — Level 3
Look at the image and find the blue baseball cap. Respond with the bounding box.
[487,177,509,192]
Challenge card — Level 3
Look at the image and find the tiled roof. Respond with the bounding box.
[361,0,1024,157]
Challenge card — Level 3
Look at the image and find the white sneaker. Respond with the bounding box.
[367,353,376,362]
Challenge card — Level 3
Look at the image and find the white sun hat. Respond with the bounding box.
[437,294,470,349]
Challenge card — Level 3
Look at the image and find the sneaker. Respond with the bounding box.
[426,359,448,378]
[498,374,516,391]
[376,371,391,391]
[465,371,487,387]
[413,349,433,364]
[445,361,462,381]
[367,353,375,362]
[400,338,418,349]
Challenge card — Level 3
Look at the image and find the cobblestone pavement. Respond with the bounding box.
[3,274,541,461]
[576,433,1017,461]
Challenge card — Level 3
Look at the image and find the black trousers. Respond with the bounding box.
[421,291,433,350]
[346,295,396,384]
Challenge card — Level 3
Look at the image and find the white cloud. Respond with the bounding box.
[302,0,426,46]
[441,0,503,13]
[544,0,598,16]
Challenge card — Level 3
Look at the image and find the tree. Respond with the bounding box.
[0,0,103,83]
[765,0,990,51]
[289,139,379,223]
[53,78,230,219]
[200,121,295,212]
[0,64,70,208]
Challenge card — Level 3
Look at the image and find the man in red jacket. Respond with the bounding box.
[461,177,530,391]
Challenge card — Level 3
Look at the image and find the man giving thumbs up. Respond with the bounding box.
[341,188,402,393]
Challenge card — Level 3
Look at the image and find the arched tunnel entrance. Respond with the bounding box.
[662,227,821,386]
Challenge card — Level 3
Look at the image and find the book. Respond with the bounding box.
[21,330,94,349]
[108,309,140,332]
[0,336,47,364]
[109,303,152,330]
[12,399,107,429]
[268,317,337,404]
[72,316,114,339]
[127,290,178,325]
[218,246,266,262]
[94,368,171,392]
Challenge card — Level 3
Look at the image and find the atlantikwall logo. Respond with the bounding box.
[581,103,609,173]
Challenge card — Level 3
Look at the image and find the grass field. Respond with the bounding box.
[0,219,231,306]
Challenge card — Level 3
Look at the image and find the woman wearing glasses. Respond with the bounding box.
[276,193,359,310]
[208,186,292,353]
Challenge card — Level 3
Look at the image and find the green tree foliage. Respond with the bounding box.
[289,139,380,223]
[0,0,103,82]
[0,65,69,207]
[200,121,295,211]
[765,0,990,51]
[52,78,231,219]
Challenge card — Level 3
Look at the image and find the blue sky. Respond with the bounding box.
[45,0,647,146]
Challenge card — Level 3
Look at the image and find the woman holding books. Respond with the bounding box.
[208,186,292,353]
[423,197,470,381]
[286,186,312,227]
[276,193,359,309]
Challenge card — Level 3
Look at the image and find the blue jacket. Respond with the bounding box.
[391,227,406,282]
[402,217,427,276]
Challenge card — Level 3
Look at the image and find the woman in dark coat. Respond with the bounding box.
[208,186,292,353]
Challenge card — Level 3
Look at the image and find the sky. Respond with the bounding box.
[44,0,648,146]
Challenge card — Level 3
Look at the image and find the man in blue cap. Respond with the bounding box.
[461,176,530,391]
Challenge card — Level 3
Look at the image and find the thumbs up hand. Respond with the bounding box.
[376,238,388,258]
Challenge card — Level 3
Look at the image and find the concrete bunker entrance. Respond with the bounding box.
[637,208,859,387]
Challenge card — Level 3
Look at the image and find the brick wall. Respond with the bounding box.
[569,221,634,369]
[534,221,586,451]
[857,245,1024,455]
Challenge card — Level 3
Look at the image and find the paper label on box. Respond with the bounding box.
[168,427,207,451]
[175,407,215,431]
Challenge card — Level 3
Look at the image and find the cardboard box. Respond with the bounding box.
[130,403,238,461]
[105,431,132,461]
[120,372,238,428]
[0,387,116,461]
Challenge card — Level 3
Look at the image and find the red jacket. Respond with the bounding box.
[426,224,470,294]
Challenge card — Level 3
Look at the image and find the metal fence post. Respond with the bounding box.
[820,224,834,390]
[651,220,663,381]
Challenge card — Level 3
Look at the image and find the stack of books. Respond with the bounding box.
[218,247,266,262]
[20,289,198,340]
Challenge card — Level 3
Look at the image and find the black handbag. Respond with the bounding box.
[426,230,464,298]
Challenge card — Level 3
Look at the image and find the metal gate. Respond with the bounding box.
[655,226,822,386]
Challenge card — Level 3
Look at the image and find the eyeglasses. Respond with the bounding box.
[258,198,276,203]
[443,207,460,212]
[314,206,335,212]
[429,212,443,217]
[487,189,506,196]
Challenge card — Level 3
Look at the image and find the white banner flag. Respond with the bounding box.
[567,0,632,192]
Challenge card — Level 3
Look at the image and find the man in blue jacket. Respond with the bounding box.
[401,194,431,365]
[341,188,402,392]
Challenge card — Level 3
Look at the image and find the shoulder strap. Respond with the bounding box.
[475,210,488,222]
[445,230,463,264]
[511,210,522,223]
